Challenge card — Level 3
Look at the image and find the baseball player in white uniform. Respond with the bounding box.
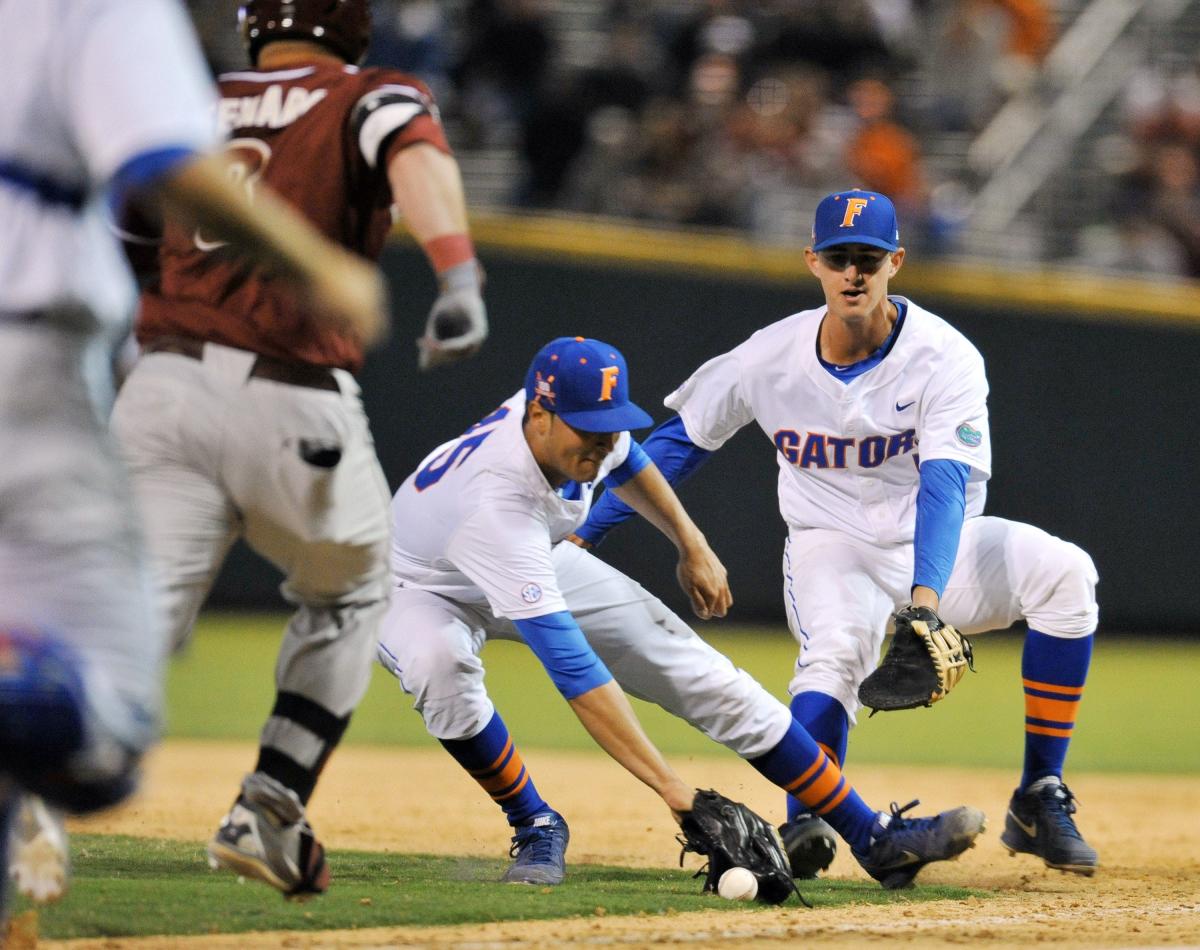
[378,335,986,890]
[0,0,386,912]
[579,190,1100,879]
[0,0,219,915]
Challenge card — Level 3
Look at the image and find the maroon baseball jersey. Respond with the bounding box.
[137,63,450,372]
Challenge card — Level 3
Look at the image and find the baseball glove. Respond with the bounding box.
[677,789,804,906]
[858,606,975,713]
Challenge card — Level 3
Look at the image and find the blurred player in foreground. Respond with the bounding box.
[579,189,1100,879]
[0,0,387,917]
[377,335,986,890]
[108,0,487,900]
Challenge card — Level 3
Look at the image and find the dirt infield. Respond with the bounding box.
[44,740,1200,948]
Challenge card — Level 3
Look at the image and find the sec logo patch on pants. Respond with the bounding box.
[520,583,543,604]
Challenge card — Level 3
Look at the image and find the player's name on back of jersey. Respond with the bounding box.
[775,428,916,469]
[217,86,327,133]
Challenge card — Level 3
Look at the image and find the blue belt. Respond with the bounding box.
[0,159,87,210]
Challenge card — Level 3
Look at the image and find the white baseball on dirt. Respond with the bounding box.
[717,866,758,901]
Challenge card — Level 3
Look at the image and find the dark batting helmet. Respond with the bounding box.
[239,0,372,65]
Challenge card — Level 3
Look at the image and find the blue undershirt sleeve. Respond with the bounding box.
[513,611,613,700]
[603,438,652,488]
[575,416,712,546]
[109,145,196,209]
[912,458,971,597]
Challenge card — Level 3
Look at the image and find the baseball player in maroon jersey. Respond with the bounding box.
[108,0,487,898]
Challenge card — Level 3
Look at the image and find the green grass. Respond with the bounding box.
[14,835,981,939]
[171,613,1200,773]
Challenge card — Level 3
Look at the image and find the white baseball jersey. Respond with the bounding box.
[0,0,216,325]
[0,0,218,781]
[665,298,991,545]
[390,391,634,620]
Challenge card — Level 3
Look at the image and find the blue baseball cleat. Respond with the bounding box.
[503,812,569,885]
[854,800,986,889]
[1001,780,1097,875]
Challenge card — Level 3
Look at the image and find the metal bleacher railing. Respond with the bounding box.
[448,0,1200,277]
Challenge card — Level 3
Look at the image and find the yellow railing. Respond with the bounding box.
[395,210,1200,330]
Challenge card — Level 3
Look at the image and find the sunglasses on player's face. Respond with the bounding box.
[817,246,891,274]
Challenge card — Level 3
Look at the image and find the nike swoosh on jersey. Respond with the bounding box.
[1008,810,1037,838]
[896,400,915,411]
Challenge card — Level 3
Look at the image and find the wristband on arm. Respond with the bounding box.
[423,233,477,279]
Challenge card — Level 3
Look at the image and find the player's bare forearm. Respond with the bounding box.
[389,144,487,370]
[611,466,732,619]
[568,680,695,816]
[610,463,699,550]
[911,586,940,610]
[387,143,470,243]
[152,153,387,346]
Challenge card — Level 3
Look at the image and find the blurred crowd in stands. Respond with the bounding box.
[189,0,1200,279]
[1089,61,1200,278]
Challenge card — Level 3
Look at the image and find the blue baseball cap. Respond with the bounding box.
[524,336,654,433]
[811,189,900,252]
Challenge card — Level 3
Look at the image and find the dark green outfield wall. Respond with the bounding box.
[210,244,1200,632]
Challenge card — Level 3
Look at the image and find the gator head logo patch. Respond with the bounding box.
[955,423,983,447]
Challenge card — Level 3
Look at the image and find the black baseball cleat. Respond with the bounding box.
[779,814,837,879]
[1000,780,1098,875]
[854,800,986,890]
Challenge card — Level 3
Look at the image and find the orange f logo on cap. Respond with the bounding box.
[840,196,869,228]
[599,366,620,402]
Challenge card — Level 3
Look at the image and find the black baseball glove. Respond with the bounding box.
[858,605,975,713]
[677,789,804,906]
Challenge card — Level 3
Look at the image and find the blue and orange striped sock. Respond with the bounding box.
[1020,629,1093,790]
[750,719,878,853]
[440,711,551,827]
[785,692,849,822]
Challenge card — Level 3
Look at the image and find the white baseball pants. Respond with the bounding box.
[782,515,1099,722]
[0,324,159,766]
[111,342,391,721]
[378,541,792,758]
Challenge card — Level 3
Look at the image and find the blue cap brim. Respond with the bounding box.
[812,234,898,252]
[558,401,655,432]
